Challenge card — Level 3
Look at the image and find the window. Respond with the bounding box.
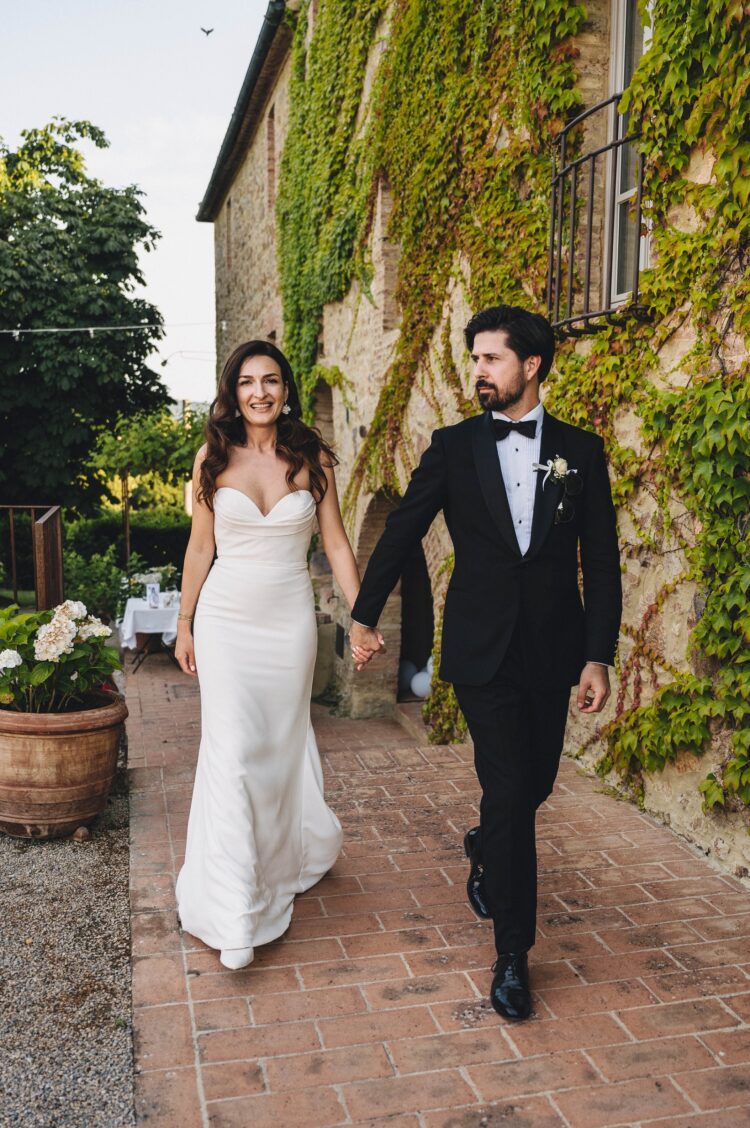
[266,106,276,210]
[226,198,232,270]
[547,0,651,336]
[608,0,651,304]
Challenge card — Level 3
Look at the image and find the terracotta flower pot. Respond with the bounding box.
[0,694,128,839]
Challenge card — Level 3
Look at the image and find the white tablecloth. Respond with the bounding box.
[119,594,180,650]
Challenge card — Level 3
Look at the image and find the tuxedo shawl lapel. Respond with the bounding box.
[471,412,522,558]
[526,411,566,560]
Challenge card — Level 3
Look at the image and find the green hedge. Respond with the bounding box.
[1,509,190,594]
[65,510,191,568]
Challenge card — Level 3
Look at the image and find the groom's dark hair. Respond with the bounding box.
[464,304,555,382]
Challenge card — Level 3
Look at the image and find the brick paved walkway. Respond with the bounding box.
[127,654,750,1127]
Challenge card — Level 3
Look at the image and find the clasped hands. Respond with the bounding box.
[349,622,386,671]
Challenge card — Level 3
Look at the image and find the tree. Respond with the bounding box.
[89,407,206,561]
[0,118,170,509]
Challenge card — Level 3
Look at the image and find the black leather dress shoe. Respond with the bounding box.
[490,951,532,1021]
[463,826,491,919]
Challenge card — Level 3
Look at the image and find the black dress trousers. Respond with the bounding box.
[453,625,571,955]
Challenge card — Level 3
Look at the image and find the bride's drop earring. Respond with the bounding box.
[282,402,291,414]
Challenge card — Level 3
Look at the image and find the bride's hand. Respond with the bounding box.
[175,625,197,676]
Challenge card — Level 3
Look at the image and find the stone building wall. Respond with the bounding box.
[206,5,750,877]
[212,53,292,366]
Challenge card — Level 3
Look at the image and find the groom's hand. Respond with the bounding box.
[350,622,386,671]
[577,663,611,713]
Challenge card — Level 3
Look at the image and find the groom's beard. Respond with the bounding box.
[476,366,526,413]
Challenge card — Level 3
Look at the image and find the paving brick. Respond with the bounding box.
[362,971,478,1010]
[342,1070,476,1120]
[266,1043,393,1091]
[468,1049,598,1102]
[690,913,750,941]
[503,1013,627,1057]
[135,1067,203,1128]
[286,911,381,939]
[700,1027,750,1065]
[569,947,679,984]
[187,963,299,999]
[134,1003,195,1071]
[251,936,345,967]
[616,997,740,1039]
[319,1005,440,1048]
[672,1063,750,1111]
[131,910,181,956]
[638,1113,750,1127]
[595,921,702,953]
[642,964,750,1003]
[622,897,720,926]
[205,1086,345,1127]
[388,1027,514,1073]
[723,992,750,1022]
[342,925,446,958]
[670,939,750,971]
[586,1034,716,1081]
[201,1060,265,1101]
[403,942,496,978]
[554,1076,690,1126]
[536,978,658,1018]
[251,984,367,1025]
[199,1020,320,1064]
[421,1097,566,1128]
[133,954,187,1007]
[192,997,250,1032]
[298,952,409,989]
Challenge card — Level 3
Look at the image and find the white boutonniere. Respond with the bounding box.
[533,455,578,489]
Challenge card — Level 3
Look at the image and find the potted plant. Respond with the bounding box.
[0,600,127,839]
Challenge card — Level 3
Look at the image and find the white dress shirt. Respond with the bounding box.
[492,401,545,556]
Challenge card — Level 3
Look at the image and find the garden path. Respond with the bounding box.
[126,654,750,1127]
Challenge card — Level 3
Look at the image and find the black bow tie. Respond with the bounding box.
[492,418,537,441]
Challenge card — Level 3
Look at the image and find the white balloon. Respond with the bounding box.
[410,669,431,698]
[398,660,418,693]
[426,656,434,674]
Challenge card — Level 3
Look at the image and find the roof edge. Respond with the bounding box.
[197,0,288,222]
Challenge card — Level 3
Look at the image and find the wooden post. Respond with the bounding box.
[33,507,64,611]
[122,472,131,566]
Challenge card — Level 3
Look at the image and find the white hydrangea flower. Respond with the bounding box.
[0,649,22,671]
[34,615,77,662]
[77,617,112,641]
[57,599,88,621]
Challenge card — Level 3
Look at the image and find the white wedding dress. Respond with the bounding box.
[175,486,342,953]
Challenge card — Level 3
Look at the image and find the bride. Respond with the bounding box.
[174,340,376,969]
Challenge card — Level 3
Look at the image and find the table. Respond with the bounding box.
[119,593,181,671]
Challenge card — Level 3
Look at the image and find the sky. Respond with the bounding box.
[2,0,271,405]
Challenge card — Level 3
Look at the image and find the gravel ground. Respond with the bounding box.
[0,744,134,1128]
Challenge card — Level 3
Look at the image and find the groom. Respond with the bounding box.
[350,304,622,1021]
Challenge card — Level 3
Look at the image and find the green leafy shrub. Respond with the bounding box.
[0,601,121,713]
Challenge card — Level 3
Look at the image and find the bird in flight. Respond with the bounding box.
[201,27,214,35]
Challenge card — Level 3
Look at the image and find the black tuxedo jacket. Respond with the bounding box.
[351,410,622,688]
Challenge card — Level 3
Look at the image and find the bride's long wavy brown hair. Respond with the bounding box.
[198,340,338,510]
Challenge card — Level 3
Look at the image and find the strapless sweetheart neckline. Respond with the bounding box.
[216,485,314,519]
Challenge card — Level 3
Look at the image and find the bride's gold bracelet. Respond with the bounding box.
[177,612,194,622]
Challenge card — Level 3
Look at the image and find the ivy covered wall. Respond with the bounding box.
[274,0,750,865]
